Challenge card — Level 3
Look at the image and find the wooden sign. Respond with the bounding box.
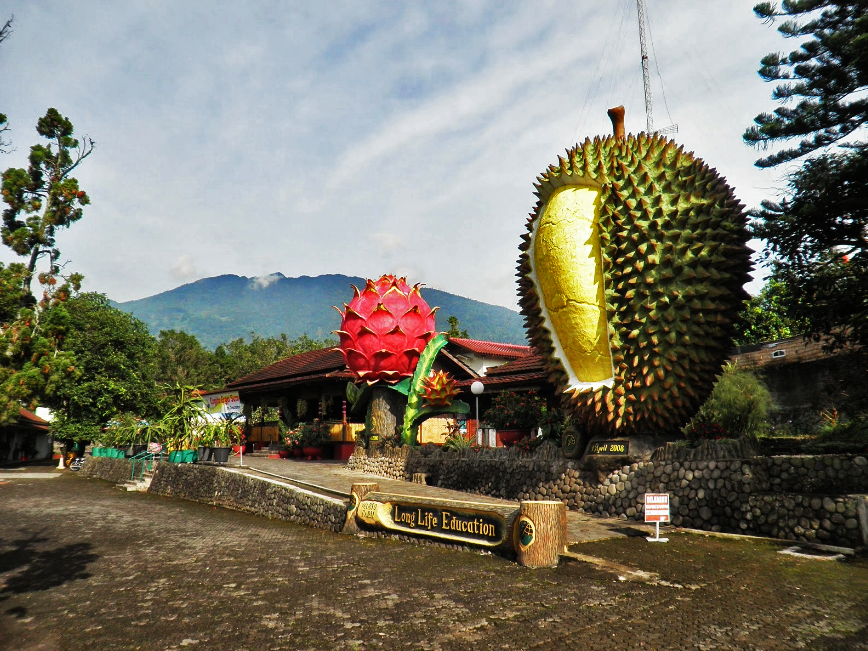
[588,439,629,456]
[357,498,507,546]
[644,493,670,523]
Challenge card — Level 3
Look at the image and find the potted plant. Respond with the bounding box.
[284,428,303,458]
[153,384,207,463]
[297,419,331,460]
[482,390,546,447]
[196,421,217,462]
[211,417,237,464]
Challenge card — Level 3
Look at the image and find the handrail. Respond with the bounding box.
[130,449,165,482]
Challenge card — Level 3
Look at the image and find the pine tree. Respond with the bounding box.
[746,2,868,349]
[0,109,92,424]
[744,1,868,167]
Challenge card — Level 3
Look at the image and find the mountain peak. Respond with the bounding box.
[116,273,526,349]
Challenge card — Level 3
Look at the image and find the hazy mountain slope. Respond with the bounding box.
[115,273,527,349]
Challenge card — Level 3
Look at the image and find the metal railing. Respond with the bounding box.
[130,449,165,482]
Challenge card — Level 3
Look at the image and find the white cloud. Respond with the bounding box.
[170,255,198,281]
[0,0,792,307]
[251,274,282,290]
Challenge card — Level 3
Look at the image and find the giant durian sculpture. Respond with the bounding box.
[517,107,752,437]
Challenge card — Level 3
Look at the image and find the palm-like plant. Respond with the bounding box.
[152,384,208,451]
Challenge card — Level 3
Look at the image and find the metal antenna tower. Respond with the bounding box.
[636,0,653,133]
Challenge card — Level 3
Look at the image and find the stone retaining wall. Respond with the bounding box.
[348,445,868,548]
[346,445,412,480]
[79,457,138,484]
[147,463,347,532]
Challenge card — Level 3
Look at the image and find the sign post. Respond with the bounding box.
[644,493,669,543]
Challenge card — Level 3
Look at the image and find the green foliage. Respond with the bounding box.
[47,293,159,441]
[156,329,335,390]
[482,390,546,430]
[734,279,806,345]
[1,108,94,296]
[0,263,81,425]
[689,365,773,438]
[446,315,468,339]
[214,332,333,384]
[538,406,566,444]
[150,383,208,450]
[744,1,868,167]
[154,329,222,389]
[0,109,92,425]
[750,147,868,349]
[293,419,332,447]
[442,429,473,451]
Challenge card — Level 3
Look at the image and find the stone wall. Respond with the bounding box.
[348,444,868,548]
[148,463,347,532]
[79,457,138,484]
[346,445,412,480]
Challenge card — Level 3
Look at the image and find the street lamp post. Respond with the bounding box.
[471,381,484,447]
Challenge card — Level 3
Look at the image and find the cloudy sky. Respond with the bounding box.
[0,1,792,309]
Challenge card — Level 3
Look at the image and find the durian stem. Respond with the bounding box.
[607,105,626,139]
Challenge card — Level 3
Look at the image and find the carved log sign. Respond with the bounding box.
[356,499,508,547]
[587,439,629,456]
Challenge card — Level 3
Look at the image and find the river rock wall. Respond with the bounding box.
[348,445,868,548]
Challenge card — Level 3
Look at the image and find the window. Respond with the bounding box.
[771,350,786,359]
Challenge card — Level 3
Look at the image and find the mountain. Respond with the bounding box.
[114,273,528,349]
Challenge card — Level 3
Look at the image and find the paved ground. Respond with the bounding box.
[230,457,662,544]
[1,466,867,650]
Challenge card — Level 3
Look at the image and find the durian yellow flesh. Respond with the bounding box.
[531,185,614,388]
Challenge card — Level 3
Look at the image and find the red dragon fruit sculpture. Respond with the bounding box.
[334,275,438,384]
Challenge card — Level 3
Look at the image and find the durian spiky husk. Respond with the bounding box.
[517,132,752,436]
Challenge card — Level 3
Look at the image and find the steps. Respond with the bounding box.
[116,469,155,492]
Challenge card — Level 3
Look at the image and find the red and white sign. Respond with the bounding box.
[644,493,670,523]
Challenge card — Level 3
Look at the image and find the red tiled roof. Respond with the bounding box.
[227,347,347,389]
[230,369,356,394]
[483,353,547,376]
[455,354,550,389]
[448,338,531,359]
[18,408,49,430]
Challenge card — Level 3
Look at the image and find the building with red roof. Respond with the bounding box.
[1,408,52,465]
[223,337,556,451]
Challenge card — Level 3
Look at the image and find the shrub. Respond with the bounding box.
[688,364,772,437]
[482,390,546,430]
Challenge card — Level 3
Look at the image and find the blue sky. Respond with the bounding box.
[0,1,791,309]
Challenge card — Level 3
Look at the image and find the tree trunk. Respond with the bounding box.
[514,501,566,568]
[368,385,405,449]
[342,482,379,534]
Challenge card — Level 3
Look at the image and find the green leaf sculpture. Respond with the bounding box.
[399,333,470,445]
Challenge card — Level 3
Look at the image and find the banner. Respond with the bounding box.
[204,391,242,415]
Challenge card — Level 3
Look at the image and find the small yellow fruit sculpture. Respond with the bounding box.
[517,107,752,436]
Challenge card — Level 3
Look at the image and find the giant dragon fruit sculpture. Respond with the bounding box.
[336,274,468,446]
[334,275,437,384]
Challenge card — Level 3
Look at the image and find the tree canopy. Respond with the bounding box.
[744,1,868,167]
[0,109,90,425]
[733,279,807,345]
[47,293,159,441]
[1,108,93,298]
[746,2,868,350]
